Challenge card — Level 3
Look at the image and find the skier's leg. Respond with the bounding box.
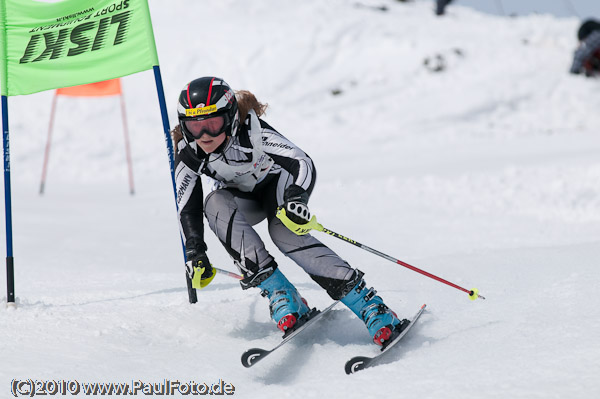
[266,172,407,345]
[341,278,409,346]
[263,170,357,298]
[257,268,310,333]
[204,188,308,331]
[268,217,357,297]
[269,218,407,344]
[204,188,273,284]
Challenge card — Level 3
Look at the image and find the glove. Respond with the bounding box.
[185,240,215,289]
[186,252,215,289]
[282,184,311,224]
[277,185,321,235]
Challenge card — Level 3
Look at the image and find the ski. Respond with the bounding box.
[345,303,427,375]
[241,300,340,368]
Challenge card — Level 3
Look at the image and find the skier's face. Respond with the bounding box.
[195,131,226,153]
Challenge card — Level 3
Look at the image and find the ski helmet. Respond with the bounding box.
[177,77,239,143]
[578,19,600,41]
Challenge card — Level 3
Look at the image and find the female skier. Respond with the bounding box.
[173,76,407,346]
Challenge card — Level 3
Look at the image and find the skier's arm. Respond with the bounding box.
[175,143,207,253]
[259,120,320,233]
[175,160,206,251]
[260,121,316,195]
[175,149,215,288]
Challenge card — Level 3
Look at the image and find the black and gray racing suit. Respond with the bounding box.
[175,109,361,299]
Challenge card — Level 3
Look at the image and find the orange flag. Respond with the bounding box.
[56,79,122,97]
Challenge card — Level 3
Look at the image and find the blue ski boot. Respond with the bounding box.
[258,268,310,333]
[341,278,408,346]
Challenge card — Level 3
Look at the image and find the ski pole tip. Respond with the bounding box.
[468,288,485,301]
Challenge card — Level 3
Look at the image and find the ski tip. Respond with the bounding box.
[345,356,371,375]
[241,348,270,368]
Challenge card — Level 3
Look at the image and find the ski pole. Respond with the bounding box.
[276,209,485,300]
[319,225,484,300]
[214,267,242,280]
[186,266,241,290]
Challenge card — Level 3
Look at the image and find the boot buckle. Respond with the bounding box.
[373,326,393,346]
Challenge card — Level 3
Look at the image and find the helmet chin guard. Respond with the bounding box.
[177,77,239,144]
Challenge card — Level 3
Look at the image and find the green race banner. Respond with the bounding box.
[0,0,159,96]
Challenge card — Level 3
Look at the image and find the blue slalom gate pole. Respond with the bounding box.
[152,66,197,304]
[2,95,15,306]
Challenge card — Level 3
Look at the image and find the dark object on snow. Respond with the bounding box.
[436,0,453,16]
[353,2,388,12]
[570,19,600,76]
[424,54,446,72]
[577,19,600,41]
[423,48,465,73]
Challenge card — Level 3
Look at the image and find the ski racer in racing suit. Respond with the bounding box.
[173,76,407,346]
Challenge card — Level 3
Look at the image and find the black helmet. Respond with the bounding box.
[577,19,600,41]
[177,77,239,143]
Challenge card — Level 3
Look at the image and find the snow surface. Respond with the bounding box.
[2,0,600,398]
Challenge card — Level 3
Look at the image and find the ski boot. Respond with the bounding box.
[258,268,310,334]
[341,278,409,346]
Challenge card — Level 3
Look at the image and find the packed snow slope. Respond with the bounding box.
[2,0,600,398]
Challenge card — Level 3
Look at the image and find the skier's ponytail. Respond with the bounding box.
[236,90,268,121]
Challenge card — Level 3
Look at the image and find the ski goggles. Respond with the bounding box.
[183,116,226,139]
